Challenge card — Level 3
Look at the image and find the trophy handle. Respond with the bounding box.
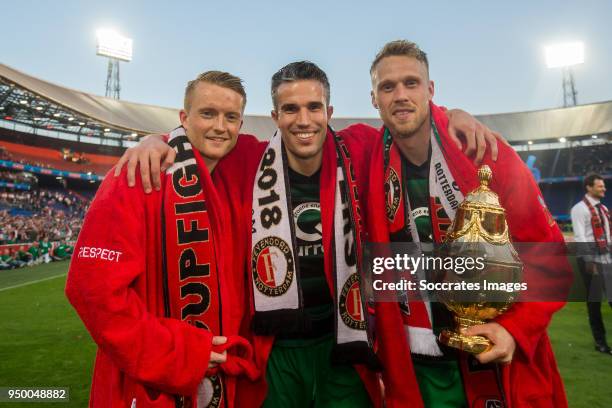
[446,207,510,245]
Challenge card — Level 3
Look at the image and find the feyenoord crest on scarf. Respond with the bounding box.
[251,127,378,367]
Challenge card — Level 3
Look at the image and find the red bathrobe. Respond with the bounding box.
[66,146,256,407]
[356,102,571,408]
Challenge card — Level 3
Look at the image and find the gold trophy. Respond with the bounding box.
[437,165,523,354]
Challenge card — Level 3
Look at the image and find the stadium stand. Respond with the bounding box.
[517,143,612,178]
[0,168,86,268]
[1,138,115,175]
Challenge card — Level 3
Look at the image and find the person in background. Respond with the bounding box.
[17,245,34,266]
[0,249,13,270]
[1,248,26,268]
[66,70,259,407]
[52,241,73,261]
[571,173,612,355]
[39,236,51,264]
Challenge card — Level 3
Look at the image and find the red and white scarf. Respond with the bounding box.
[583,196,610,253]
[250,128,377,366]
[383,123,464,357]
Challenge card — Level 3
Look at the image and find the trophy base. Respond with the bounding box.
[439,315,493,354]
[438,329,491,354]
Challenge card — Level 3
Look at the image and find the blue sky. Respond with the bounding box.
[2,0,611,117]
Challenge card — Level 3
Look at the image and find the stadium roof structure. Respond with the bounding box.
[0,63,176,145]
[0,63,379,145]
[477,102,612,143]
[1,62,611,146]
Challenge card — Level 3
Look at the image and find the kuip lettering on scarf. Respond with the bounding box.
[163,127,224,408]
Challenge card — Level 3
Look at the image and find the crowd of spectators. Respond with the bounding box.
[0,188,88,217]
[519,142,611,178]
[0,147,92,271]
[0,184,89,249]
[0,208,83,245]
[0,170,38,186]
[0,146,11,161]
[1,145,91,169]
[0,187,83,269]
[569,144,612,176]
[0,144,96,270]
[0,145,52,169]
[0,237,74,270]
[0,171,86,268]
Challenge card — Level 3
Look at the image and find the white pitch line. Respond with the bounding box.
[0,273,67,292]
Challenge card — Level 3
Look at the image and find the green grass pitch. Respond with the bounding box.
[0,261,611,407]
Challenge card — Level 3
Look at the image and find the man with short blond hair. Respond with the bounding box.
[184,71,247,112]
[370,40,429,74]
[66,70,258,408]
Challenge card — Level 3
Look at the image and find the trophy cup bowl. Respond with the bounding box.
[436,165,523,354]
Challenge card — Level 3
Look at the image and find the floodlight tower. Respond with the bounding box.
[544,42,584,107]
[96,29,133,99]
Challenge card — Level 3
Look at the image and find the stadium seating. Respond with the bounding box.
[1,140,115,175]
[516,143,612,219]
[517,144,612,178]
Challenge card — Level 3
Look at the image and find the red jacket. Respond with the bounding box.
[66,158,255,407]
[357,103,571,408]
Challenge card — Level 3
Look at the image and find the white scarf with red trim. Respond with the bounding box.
[384,126,464,356]
[250,129,377,365]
